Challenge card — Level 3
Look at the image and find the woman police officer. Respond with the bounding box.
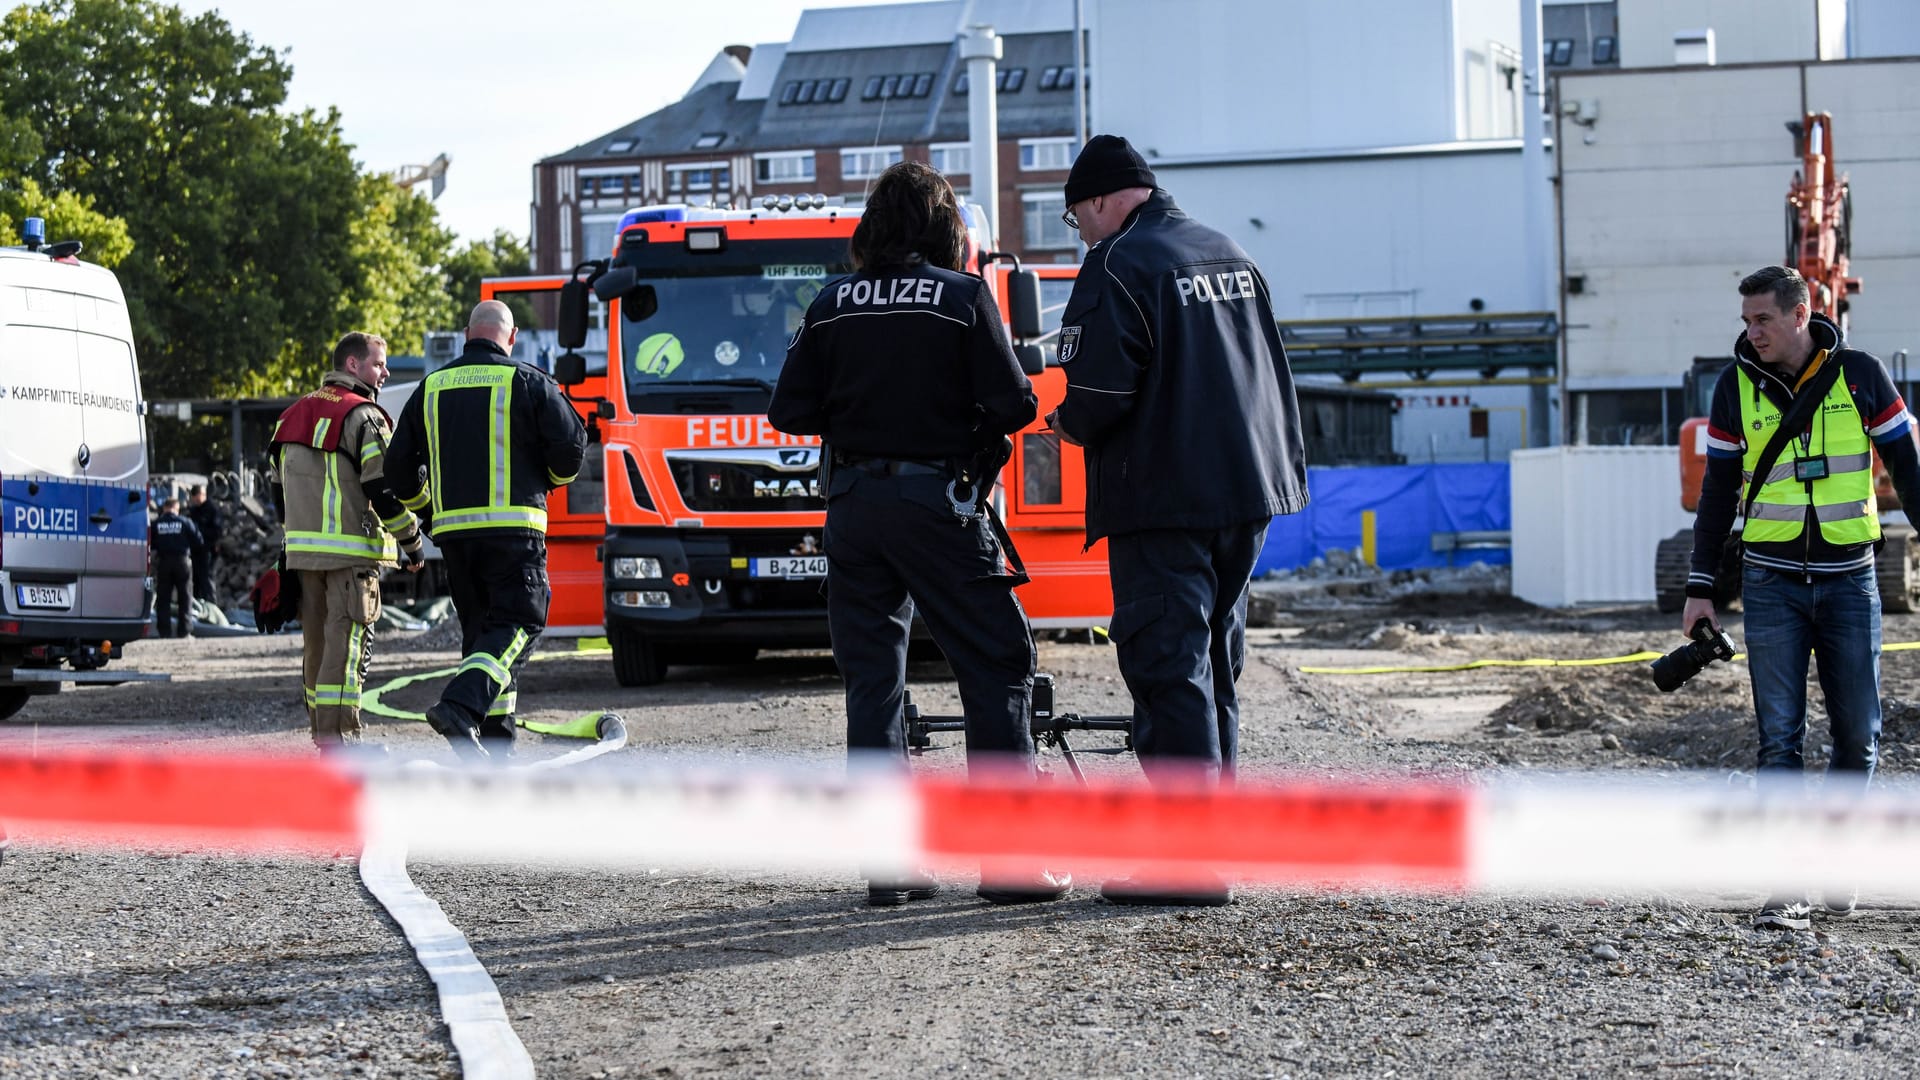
[769,161,1069,907]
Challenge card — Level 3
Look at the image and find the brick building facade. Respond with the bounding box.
[531,2,1083,275]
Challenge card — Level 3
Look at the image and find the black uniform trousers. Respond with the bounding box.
[192,550,218,602]
[155,553,193,638]
[824,467,1036,770]
[437,534,550,747]
[1106,520,1269,783]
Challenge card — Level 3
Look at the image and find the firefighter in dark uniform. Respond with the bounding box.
[770,160,1069,907]
[1047,135,1309,906]
[388,300,588,760]
[149,497,201,638]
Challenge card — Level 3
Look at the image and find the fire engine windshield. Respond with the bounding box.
[617,236,852,406]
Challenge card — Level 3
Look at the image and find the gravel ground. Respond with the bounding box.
[4,594,1920,1077]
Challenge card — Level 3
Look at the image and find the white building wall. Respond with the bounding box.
[1157,149,1534,317]
[1451,0,1524,139]
[1849,0,1920,58]
[1805,60,1920,366]
[1089,0,1461,154]
[1615,0,1828,67]
[1559,59,1920,394]
[1086,0,1549,461]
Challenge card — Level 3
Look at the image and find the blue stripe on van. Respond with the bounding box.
[1,477,147,544]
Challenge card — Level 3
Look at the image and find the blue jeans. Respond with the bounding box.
[1740,563,1881,787]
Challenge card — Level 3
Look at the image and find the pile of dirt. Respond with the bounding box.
[1386,588,1535,618]
[1355,622,1456,652]
[1482,665,1733,758]
[1489,680,1629,734]
[1631,696,1920,774]
[1292,618,1491,651]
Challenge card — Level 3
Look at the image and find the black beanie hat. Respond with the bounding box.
[1063,134,1157,205]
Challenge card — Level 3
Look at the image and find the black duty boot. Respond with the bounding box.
[424,702,489,762]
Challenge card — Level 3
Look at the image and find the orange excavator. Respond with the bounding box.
[1654,112,1916,613]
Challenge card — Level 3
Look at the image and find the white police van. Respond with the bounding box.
[0,218,163,720]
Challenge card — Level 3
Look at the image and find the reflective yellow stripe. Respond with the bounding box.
[343,622,368,703]
[1745,451,1874,487]
[499,628,530,669]
[547,469,577,486]
[285,530,393,558]
[322,451,343,536]
[457,652,510,685]
[311,417,331,449]
[379,508,419,533]
[399,488,431,511]
[492,376,511,515]
[432,507,548,534]
[425,376,444,517]
[486,691,518,718]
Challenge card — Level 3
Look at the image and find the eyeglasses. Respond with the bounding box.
[1061,203,1081,231]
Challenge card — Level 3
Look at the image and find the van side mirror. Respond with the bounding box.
[555,352,587,386]
[1014,344,1046,377]
[1007,269,1043,340]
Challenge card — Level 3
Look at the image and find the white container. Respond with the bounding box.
[1510,446,1697,607]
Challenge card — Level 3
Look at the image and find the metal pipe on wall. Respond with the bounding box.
[959,25,1003,242]
[1073,0,1088,146]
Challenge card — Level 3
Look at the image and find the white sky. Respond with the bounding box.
[177,0,909,243]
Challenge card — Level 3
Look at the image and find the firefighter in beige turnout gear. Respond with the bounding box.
[270,333,425,747]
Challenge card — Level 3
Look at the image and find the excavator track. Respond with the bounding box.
[1655,529,1744,613]
[1654,530,1694,614]
[1877,527,1920,614]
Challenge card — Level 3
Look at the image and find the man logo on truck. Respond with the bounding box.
[754,478,821,498]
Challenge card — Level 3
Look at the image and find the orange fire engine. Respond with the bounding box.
[483,199,1108,684]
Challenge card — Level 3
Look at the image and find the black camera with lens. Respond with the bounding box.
[1650,617,1738,693]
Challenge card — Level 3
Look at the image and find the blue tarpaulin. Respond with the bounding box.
[1256,463,1510,574]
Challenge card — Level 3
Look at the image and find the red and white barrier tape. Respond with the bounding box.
[2,749,1916,897]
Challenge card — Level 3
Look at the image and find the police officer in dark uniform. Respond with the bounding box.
[186,484,223,602]
[1047,135,1309,906]
[149,497,201,638]
[388,300,588,760]
[770,160,1069,908]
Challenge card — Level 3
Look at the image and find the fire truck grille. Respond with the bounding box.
[667,455,825,513]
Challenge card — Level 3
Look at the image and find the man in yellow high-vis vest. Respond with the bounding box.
[387,302,587,761]
[1680,266,1920,930]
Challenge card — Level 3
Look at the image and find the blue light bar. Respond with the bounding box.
[20,217,45,248]
[618,206,689,230]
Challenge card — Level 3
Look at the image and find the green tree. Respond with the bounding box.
[0,0,376,398]
[0,111,132,266]
[443,229,538,330]
[281,175,460,392]
[0,177,134,268]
